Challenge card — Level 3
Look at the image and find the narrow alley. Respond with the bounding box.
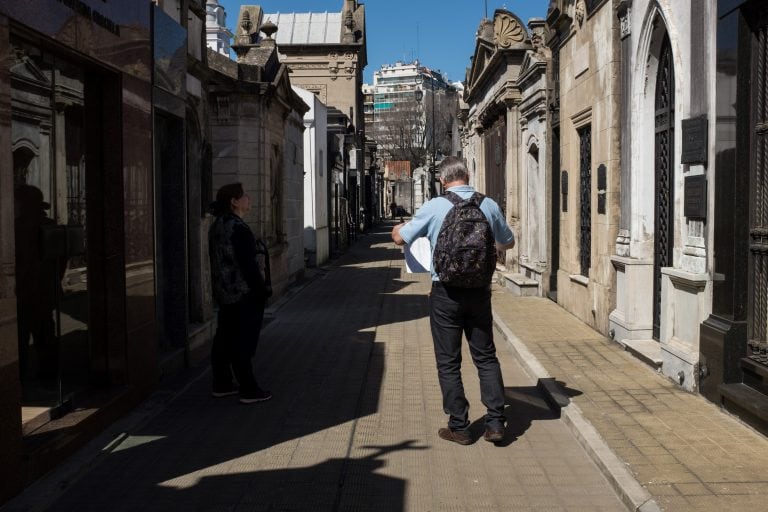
[18,224,625,512]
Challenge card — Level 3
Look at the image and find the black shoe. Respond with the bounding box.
[239,388,272,404]
[484,426,505,443]
[438,427,473,445]
[212,385,239,397]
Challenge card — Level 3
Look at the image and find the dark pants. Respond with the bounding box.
[429,282,505,431]
[211,294,266,393]
[17,299,57,381]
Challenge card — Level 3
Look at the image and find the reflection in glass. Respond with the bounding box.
[712,11,739,317]
[10,39,91,424]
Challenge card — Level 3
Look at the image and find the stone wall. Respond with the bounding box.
[555,1,621,334]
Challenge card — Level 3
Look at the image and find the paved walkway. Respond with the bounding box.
[493,295,768,512]
[5,223,624,512]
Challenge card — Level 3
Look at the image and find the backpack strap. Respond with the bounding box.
[443,191,463,206]
[443,191,486,207]
[469,192,485,206]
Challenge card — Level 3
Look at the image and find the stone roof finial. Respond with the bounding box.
[261,19,278,40]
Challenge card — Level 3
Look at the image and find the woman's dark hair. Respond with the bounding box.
[210,182,244,216]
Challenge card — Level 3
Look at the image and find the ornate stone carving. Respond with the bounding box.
[574,0,586,27]
[297,84,327,102]
[494,13,525,48]
[260,19,278,40]
[344,10,354,31]
[240,11,252,33]
[531,31,543,51]
[237,10,253,46]
[617,1,632,39]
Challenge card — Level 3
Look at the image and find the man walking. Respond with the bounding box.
[391,157,515,445]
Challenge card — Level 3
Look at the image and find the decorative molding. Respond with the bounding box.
[615,228,630,256]
[571,106,592,128]
[293,83,328,103]
[569,273,589,286]
[289,63,328,70]
[494,13,525,48]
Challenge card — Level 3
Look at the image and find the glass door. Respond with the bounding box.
[11,38,92,424]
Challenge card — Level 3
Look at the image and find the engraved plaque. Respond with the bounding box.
[597,164,607,214]
[684,175,707,219]
[561,170,568,213]
[597,193,606,215]
[681,117,708,164]
[597,164,607,191]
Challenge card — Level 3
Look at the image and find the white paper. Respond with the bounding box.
[404,237,431,273]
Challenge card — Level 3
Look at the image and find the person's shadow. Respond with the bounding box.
[468,381,583,447]
[14,184,64,385]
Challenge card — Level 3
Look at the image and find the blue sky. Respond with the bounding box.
[217,1,550,84]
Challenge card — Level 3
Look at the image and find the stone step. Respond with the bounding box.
[618,338,663,369]
[501,272,539,297]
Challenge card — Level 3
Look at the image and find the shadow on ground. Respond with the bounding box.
[42,225,432,512]
[467,384,566,447]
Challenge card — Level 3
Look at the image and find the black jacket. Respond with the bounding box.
[209,213,270,304]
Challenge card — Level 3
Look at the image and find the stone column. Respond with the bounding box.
[615,0,632,257]
[681,0,709,274]
[505,95,522,271]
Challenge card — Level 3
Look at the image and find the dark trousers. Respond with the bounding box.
[429,282,505,431]
[211,294,266,393]
[17,299,57,381]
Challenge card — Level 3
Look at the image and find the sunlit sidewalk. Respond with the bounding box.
[492,293,768,512]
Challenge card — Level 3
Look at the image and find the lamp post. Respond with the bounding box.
[429,75,437,198]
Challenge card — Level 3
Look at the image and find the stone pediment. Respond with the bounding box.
[467,38,495,88]
[519,51,542,78]
[466,9,531,95]
[10,52,50,86]
[272,63,310,116]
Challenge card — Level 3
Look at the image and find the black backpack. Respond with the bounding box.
[433,192,496,288]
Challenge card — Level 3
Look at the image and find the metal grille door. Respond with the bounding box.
[653,36,675,340]
[578,126,591,277]
[483,116,507,264]
[748,9,768,365]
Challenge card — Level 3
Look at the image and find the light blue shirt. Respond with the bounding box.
[399,185,515,281]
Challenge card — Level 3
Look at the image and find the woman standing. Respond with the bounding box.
[209,183,272,404]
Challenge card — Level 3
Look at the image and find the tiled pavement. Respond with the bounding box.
[493,295,768,512]
[4,223,625,512]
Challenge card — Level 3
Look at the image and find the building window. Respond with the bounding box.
[578,125,592,277]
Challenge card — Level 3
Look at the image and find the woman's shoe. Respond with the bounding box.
[239,388,272,404]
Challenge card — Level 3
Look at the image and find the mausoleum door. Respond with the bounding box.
[653,35,675,341]
[483,116,507,264]
[746,5,768,376]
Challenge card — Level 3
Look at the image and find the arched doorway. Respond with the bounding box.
[526,142,540,265]
[653,34,675,340]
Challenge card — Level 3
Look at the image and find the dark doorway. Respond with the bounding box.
[549,127,561,301]
[653,35,675,340]
[154,113,188,354]
[484,115,507,264]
